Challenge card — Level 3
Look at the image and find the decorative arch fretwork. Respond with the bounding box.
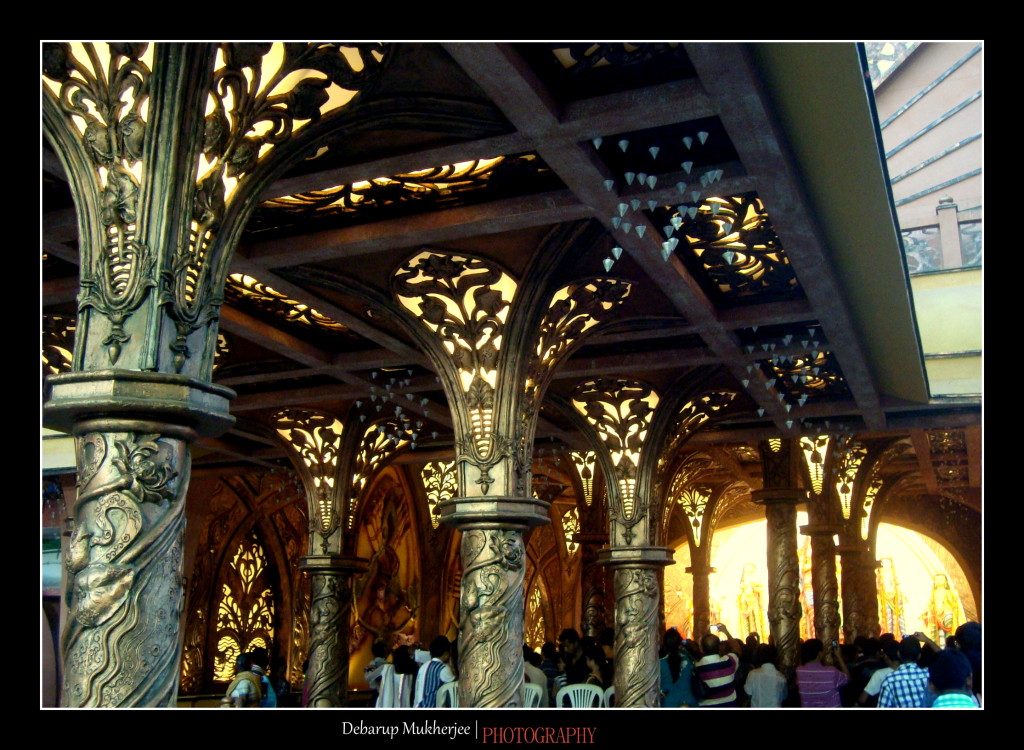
[421,460,458,529]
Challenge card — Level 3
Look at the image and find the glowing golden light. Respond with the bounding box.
[800,436,830,496]
[570,451,597,507]
[561,507,581,555]
[422,461,457,529]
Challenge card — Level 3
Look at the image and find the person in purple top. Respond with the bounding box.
[796,639,849,708]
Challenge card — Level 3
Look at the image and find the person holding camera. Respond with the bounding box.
[795,639,849,708]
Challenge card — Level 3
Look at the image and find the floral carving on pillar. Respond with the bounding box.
[305,573,351,707]
[613,567,661,707]
[571,378,659,545]
[63,431,187,706]
[459,529,525,707]
[274,409,344,552]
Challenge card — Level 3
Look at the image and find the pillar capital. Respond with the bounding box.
[597,545,674,568]
[299,555,369,576]
[44,369,235,439]
[751,487,803,505]
[438,495,551,530]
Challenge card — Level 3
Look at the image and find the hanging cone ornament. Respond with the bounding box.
[649,145,660,159]
[698,131,709,144]
[611,246,623,259]
[635,225,646,238]
[682,161,693,174]
[722,250,736,264]
[630,199,641,211]
[647,175,657,189]
[593,137,603,150]
[602,258,614,272]
[612,216,622,229]
[622,222,632,234]
[664,225,675,237]
[647,199,658,210]
[683,136,693,149]
[625,172,636,185]
[677,182,687,194]
[618,139,629,152]
[618,203,629,217]
[604,179,615,191]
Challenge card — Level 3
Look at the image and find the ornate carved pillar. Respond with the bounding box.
[837,547,881,641]
[392,241,632,706]
[43,42,391,706]
[300,556,367,707]
[802,524,842,658]
[578,532,610,637]
[598,548,673,708]
[752,439,803,675]
[686,562,714,640]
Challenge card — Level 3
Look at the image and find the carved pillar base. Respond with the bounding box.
[598,546,673,708]
[299,556,368,707]
[751,489,802,676]
[45,371,234,707]
[685,564,714,640]
[837,547,880,641]
[439,495,549,708]
[802,524,841,661]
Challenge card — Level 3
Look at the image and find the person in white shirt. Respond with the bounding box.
[743,643,787,708]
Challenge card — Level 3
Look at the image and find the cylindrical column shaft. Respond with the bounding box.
[457,526,527,707]
[755,493,803,676]
[611,565,662,707]
[805,527,841,659]
[687,564,712,640]
[62,429,191,707]
[304,572,353,707]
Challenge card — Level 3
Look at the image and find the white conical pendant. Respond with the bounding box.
[664,225,675,238]
[625,172,636,185]
[682,161,693,174]
[631,199,641,211]
[649,146,660,159]
[604,179,615,191]
[647,175,657,189]
[698,131,709,144]
[618,203,629,217]
[722,250,735,264]
[683,136,693,149]
[635,225,646,238]
[611,246,623,259]
[603,258,614,272]
[612,216,622,229]
[671,215,683,229]
[622,222,632,234]
[618,139,629,152]
[687,206,698,219]
[593,137,603,150]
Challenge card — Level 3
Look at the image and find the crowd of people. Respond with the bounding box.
[655,620,981,708]
[224,620,981,708]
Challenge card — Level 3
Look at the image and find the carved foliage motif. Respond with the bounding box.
[764,501,802,674]
[43,43,154,365]
[570,451,597,507]
[614,567,661,707]
[525,578,547,650]
[571,378,659,529]
[421,460,457,529]
[163,43,388,370]
[393,252,517,461]
[655,194,801,305]
[833,436,867,520]
[306,573,352,707]
[212,532,276,681]
[660,392,736,465]
[63,431,187,706]
[459,529,525,707]
[274,409,343,541]
[348,418,411,530]
[801,435,831,497]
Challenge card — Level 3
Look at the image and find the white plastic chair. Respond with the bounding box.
[603,685,615,708]
[523,682,543,707]
[437,681,459,708]
[555,683,603,708]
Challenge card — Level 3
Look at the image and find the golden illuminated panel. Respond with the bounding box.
[422,461,457,529]
[862,477,883,541]
[224,273,352,339]
[571,379,659,520]
[834,440,867,520]
[767,438,783,453]
[393,252,517,460]
[42,314,77,375]
[261,157,505,214]
[569,452,597,507]
[212,333,230,373]
[653,194,800,304]
[759,350,851,403]
[675,487,710,546]
[800,435,830,496]
[561,507,581,555]
[348,419,411,530]
[213,532,275,682]
[273,410,344,535]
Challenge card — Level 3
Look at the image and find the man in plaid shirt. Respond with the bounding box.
[878,637,929,707]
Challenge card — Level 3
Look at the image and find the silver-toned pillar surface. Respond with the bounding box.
[300,556,366,707]
[458,526,527,707]
[62,428,190,706]
[753,489,803,675]
[599,547,672,707]
[579,532,610,637]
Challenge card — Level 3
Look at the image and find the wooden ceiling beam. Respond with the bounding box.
[909,429,940,493]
